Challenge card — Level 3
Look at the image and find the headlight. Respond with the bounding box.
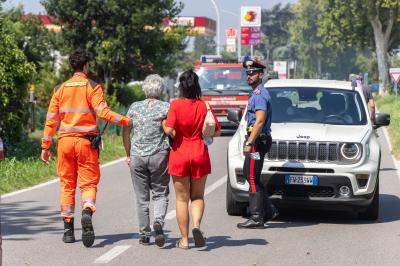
[339,143,362,162]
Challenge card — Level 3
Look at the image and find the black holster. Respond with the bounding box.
[80,135,101,149]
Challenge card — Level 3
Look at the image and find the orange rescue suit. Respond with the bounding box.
[41,72,130,218]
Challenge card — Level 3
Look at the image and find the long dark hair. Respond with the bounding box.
[178,69,202,99]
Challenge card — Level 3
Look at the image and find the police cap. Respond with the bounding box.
[243,59,266,75]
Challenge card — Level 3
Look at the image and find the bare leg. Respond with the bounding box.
[172,176,190,246]
[190,175,207,229]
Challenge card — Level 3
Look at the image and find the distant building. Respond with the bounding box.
[24,14,62,32]
[38,15,62,32]
[163,16,216,36]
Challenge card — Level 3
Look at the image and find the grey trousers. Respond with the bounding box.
[129,149,170,236]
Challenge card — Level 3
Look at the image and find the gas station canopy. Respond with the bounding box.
[163,16,216,36]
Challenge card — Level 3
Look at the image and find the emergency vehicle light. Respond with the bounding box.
[200,55,222,63]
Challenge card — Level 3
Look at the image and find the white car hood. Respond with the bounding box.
[270,123,369,142]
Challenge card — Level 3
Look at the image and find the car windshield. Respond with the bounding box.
[195,67,250,91]
[268,87,367,125]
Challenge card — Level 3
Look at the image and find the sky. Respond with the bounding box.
[4,0,296,46]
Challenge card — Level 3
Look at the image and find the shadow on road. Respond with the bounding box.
[199,235,268,251]
[380,168,398,171]
[162,235,267,251]
[92,233,139,248]
[92,230,173,248]
[1,201,60,238]
[264,193,400,226]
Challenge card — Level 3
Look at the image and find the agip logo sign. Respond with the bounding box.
[241,6,261,27]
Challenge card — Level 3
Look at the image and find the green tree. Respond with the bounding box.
[3,7,67,108]
[194,35,216,55]
[289,0,331,78]
[4,7,55,71]
[261,4,295,63]
[42,0,187,94]
[0,10,36,145]
[289,0,366,80]
[318,0,400,94]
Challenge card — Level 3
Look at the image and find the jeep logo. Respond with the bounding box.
[296,135,310,139]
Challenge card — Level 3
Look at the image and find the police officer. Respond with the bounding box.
[237,59,278,229]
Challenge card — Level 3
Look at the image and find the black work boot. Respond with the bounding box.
[62,218,75,243]
[153,221,165,247]
[263,193,279,223]
[263,203,279,223]
[81,208,95,247]
[237,192,265,229]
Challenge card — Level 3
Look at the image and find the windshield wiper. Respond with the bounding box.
[205,88,223,93]
[205,86,250,92]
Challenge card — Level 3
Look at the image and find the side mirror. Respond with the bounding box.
[227,109,243,125]
[374,112,390,129]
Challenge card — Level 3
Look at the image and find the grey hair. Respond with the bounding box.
[142,74,165,99]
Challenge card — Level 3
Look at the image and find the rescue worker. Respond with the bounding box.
[40,48,132,247]
[237,59,278,229]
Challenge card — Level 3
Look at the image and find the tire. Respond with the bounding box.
[358,175,379,220]
[226,176,247,216]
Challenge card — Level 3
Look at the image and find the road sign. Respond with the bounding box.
[241,27,261,46]
[226,38,236,52]
[389,68,400,83]
[225,27,237,38]
[241,6,261,27]
[273,61,288,79]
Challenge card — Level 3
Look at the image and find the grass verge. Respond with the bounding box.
[0,133,126,195]
[376,95,400,160]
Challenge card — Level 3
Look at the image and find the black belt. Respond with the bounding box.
[79,122,109,150]
[80,135,101,149]
[246,128,271,137]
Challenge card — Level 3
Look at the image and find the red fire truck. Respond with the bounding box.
[194,55,250,134]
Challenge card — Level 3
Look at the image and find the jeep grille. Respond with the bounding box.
[267,141,340,162]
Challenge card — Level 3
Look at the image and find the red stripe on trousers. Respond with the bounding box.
[249,145,256,192]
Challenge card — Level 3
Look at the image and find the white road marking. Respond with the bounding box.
[381,127,400,181]
[165,175,227,220]
[1,178,59,199]
[94,245,131,264]
[93,176,227,263]
[1,158,125,199]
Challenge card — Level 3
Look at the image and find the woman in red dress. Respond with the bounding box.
[163,69,221,249]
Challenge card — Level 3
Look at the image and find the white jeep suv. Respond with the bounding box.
[226,79,390,220]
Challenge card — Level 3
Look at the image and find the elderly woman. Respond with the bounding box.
[122,74,172,247]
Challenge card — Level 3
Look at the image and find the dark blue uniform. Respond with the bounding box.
[237,59,278,229]
[239,83,276,228]
[244,83,272,193]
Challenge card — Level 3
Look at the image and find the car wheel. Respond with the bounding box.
[226,176,247,216]
[358,175,379,220]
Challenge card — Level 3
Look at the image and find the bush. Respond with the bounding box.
[0,28,35,146]
[376,95,400,159]
[0,133,126,194]
[114,83,145,107]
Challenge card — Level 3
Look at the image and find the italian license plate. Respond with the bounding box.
[217,116,228,122]
[285,175,318,186]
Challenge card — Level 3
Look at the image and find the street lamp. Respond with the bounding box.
[220,9,241,61]
[210,0,220,56]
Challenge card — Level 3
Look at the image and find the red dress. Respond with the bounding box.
[165,99,221,179]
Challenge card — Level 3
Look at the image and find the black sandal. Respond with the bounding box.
[176,239,189,250]
[192,227,206,247]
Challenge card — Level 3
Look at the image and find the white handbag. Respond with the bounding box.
[202,101,216,137]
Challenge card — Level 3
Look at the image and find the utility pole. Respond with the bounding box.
[29,84,36,132]
[210,0,220,56]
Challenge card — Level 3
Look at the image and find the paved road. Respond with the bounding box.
[2,130,400,266]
